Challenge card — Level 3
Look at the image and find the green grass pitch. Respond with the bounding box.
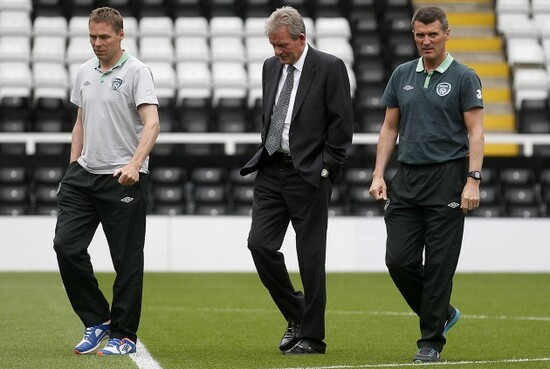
[0,272,549,369]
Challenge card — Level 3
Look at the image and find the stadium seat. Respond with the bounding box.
[0,0,31,12]
[316,37,354,67]
[507,38,545,70]
[0,184,29,203]
[0,36,31,63]
[152,184,186,203]
[0,167,26,183]
[147,62,177,107]
[209,16,243,38]
[469,205,505,218]
[245,36,272,63]
[532,0,550,14]
[506,205,542,217]
[32,16,68,38]
[176,61,212,107]
[177,101,211,132]
[122,16,138,39]
[68,16,89,37]
[174,16,209,38]
[139,36,175,64]
[303,17,315,40]
[517,98,550,133]
[0,62,32,109]
[32,62,69,110]
[210,37,246,64]
[214,105,248,133]
[315,17,351,40]
[194,203,229,216]
[32,36,66,64]
[355,56,387,85]
[175,37,210,63]
[500,17,539,40]
[501,168,540,217]
[33,109,69,132]
[0,10,32,37]
[211,62,247,107]
[512,68,549,110]
[0,107,31,131]
[500,168,535,186]
[121,36,139,57]
[151,167,187,183]
[34,167,64,183]
[495,0,531,15]
[139,16,174,38]
[191,167,227,184]
[66,36,95,66]
[247,61,263,109]
[244,17,266,38]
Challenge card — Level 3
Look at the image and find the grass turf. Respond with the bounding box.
[0,272,549,369]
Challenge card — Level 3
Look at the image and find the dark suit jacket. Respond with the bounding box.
[240,46,354,188]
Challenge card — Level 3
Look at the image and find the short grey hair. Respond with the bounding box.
[264,6,306,40]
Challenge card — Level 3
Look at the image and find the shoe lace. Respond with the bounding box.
[419,347,438,358]
[82,327,95,342]
[105,338,122,348]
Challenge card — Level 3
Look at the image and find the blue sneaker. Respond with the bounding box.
[74,321,110,354]
[97,337,136,356]
[443,307,461,336]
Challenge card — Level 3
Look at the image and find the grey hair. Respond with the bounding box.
[264,6,306,40]
[411,6,449,31]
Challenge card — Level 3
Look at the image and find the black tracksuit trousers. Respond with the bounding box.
[53,162,147,342]
[384,158,467,352]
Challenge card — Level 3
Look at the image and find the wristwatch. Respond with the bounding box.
[467,170,482,181]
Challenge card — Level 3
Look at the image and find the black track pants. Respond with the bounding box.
[53,162,147,341]
[384,158,467,352]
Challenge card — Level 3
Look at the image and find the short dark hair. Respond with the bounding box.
[89,7,123,33]
[411,6,448,31]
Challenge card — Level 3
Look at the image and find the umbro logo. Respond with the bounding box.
[120,197,134,203]
[403,85,414,91]
[447,202,460,208]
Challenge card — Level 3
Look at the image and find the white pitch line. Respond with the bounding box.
[149,306,550,323]
[268,357,550,369]
[130,339,163,369]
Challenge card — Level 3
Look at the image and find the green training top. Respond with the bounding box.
[381,53,484,165]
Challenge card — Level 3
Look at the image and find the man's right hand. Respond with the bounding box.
[369,177,388,201]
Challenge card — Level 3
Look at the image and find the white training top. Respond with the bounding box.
[70,51,159,174]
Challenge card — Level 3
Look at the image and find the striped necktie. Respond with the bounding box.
[265,65,296,155]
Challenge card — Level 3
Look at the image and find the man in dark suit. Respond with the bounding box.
[240,6,353,355]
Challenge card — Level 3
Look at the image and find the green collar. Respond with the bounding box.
[95,50,130,74]
[415,52,454,74]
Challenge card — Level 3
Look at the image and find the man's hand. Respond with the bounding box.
[113,162,141,186]
[461,179,481,213]
[369,176,388,201]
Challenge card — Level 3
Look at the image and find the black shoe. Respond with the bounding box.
[278,321,300,351]
[284,339,326,355]
[413,347,440,362]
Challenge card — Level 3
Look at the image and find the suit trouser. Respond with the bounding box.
[384,158,466,352]
[247,155,332,349]
[53,162,147,341]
